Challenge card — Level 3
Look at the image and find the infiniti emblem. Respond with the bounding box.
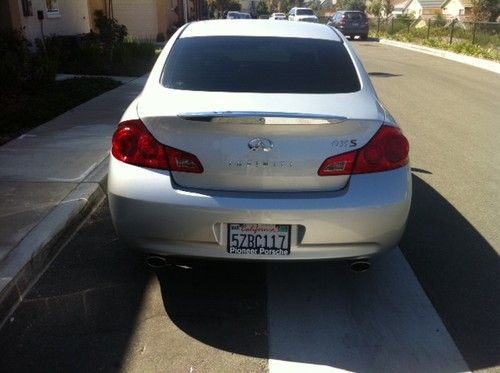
[248,138,273,152]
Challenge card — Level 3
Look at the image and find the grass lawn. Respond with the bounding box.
[0,77,121,145]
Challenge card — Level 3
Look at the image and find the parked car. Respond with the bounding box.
[239,12,252,19]
[269,12,286,20]
[226,11,241,19]
[327,10,369,40]
[288,7,318,22]
[108,20,411,262]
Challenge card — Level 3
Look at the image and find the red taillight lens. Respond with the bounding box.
[318,125,409,176]
[111,119,203,173]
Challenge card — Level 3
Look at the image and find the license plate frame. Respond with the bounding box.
[227,224,291,256]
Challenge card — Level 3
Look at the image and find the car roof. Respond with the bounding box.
[181,20,340,41]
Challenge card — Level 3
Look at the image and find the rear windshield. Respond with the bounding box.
[346,12,366,20]
[162,36,360,94]
[296,9,314,15]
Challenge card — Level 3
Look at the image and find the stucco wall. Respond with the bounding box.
[17,0,91,41]
[112,0,158,40]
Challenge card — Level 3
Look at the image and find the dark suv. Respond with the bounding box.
[327,11,369,40]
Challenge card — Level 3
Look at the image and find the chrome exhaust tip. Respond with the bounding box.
[146,255,167,269]
[350,260,371,273]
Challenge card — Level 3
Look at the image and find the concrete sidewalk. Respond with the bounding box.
[0,76,147,326]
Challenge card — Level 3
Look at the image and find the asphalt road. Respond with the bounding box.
[356,41,500,371]
[0,42,499,372]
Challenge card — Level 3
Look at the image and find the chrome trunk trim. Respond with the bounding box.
[178,111,348,125]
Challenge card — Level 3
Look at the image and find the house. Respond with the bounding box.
[392,0,412,16]
[404,0,442,18]
[441,0,472,19]
[1,0,205,42]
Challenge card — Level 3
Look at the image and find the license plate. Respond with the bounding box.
[353,22,359,26]
[227,224,291,256]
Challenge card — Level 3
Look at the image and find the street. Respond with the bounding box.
[0,42,499,372]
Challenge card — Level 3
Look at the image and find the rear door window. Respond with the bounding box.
[162,36,360,94]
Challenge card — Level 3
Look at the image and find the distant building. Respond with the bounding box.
[0,0,206,42]
[392,0,412,16]
[441,0,472,19]
[401,0,442,18]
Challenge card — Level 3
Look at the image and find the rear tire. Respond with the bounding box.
[360,33,368,41]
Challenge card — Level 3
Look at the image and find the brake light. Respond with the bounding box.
[318,125,409,176]
[111,119,203,173]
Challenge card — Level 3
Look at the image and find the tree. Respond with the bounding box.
[368,0,382,17]
[470,0,496,22]
[382,0,394,18]
[93,10,127,65]
[336,0,366,11]
[208,0,241,15]
[257,0,269,15]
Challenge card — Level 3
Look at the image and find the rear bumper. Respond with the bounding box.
[108,156,412,260]
[339,26,369,35]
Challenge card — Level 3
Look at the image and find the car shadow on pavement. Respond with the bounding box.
[157,174,499,371]
[0,205,152,373]
[155,260,268,358]
[400,174,500,371]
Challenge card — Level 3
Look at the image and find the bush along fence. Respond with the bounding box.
[371,17,500,61]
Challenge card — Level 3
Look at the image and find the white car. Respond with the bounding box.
[269,12,286,20]
[108,20,411,262]
[288,7,318,22]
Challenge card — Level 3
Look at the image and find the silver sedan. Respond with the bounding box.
[108,20,411,261]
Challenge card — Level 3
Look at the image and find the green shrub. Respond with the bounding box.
[0,29,30,88]
[29,53,58,87]
[0,29,60,91]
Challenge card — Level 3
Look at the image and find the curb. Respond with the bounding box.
[379,39,500,74]
[55,74,137,84]
[0,157,109,329]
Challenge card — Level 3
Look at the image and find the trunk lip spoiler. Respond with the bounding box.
[177,111,348,125]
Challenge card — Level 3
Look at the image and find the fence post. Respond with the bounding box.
[449,19,455,45]
[472,22,477,44]
[427,19,431,39]
[377,16,380,36]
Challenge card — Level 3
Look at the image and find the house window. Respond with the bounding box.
[45,0,60,18]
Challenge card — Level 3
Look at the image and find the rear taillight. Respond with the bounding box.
[111,119,203,173]
[318,125,409,176]
[339,17,347,25]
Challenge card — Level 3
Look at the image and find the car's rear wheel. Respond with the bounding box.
[360,33,368,41]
